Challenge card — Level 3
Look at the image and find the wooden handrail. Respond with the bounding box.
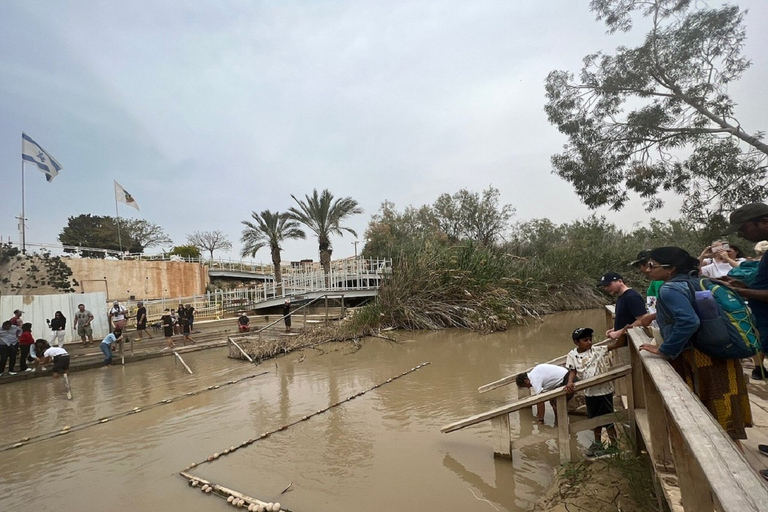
[626,327,768,511]
[477,338,612,394]
[442,364,631,433]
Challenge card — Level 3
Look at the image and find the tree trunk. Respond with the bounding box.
[320,249,332,288]
[272,247,282,296]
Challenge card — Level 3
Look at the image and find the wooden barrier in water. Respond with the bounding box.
[228,337,254,362]
[442,365,633,462]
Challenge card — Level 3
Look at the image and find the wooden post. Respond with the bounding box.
[623,373,636,448]
[63,374,72,400]
[556,395,571,462]
[668,421,715,511]
[491,414,512,458]
[642,366,672,468]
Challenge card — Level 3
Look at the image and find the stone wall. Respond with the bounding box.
[65,259,209,301]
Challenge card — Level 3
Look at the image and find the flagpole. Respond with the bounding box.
[20,139,26,253]
[114,188,124,258]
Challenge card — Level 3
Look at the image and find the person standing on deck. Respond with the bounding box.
[719,203,768,380]
[74,304,95,347]
[598,272,647,340]
[108,301,127,331]
[135,301,152,341]
[283,300,292,333]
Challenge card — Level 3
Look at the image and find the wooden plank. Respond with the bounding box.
[228,337,254,363]
[173,351,194,375]
[491,414,512,458]
[478,338,612,394]
[442,365,631,433]
[626,327,768,511]
[569,410,628,434]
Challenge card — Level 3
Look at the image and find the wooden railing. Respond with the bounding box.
[441,323,768,511]
[625,326,768,511]
[442,365,633,462]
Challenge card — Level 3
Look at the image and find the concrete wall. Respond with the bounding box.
[65,259,209,302]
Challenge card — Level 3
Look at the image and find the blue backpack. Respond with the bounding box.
[685,277,759,360]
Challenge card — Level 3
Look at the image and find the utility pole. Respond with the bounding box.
[352,240,359,258]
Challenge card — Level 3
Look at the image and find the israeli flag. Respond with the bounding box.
[22,133,62,182]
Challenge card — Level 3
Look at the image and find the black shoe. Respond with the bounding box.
[761,469,768,482]
[751,367,768,380]
[759,444,768,456]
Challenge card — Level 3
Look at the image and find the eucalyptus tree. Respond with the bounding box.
[241,210,306,289]
[545,0,767,225]
[288,189,363,278]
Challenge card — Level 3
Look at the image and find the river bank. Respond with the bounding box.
[533,456,659,512]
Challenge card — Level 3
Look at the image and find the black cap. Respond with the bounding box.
[597,272,623,287]
[725,203,768,234]
[630,250,650,267]
[572,327,594,341]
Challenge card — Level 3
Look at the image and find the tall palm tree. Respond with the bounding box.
[288,189,363,279]
[240,210,306,291]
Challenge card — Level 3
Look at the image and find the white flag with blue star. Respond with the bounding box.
[114,180,140,211]
[22,133,62,182]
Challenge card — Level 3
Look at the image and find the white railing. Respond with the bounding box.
[107,258,391,326]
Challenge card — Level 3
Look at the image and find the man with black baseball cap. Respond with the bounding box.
[721,202,768,379]
[598,272,647,340]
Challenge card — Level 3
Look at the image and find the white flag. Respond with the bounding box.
[22,133,62,182]
[114,180,140,211]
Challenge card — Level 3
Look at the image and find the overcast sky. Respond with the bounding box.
[2,1,767,263]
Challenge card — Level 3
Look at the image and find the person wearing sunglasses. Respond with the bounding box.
[639,247,751,444]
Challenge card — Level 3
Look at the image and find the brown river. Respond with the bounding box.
[1,309,605,512]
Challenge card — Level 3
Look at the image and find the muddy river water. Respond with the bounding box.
[1,309,606,512]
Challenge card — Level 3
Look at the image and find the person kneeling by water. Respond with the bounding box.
[516,363,574,424]
[238,312,250,333]
[101,329,123,367]
[34,339,70,378]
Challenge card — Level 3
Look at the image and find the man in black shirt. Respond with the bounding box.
[598,272,648,340]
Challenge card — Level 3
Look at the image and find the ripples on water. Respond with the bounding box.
[0,309,606,512]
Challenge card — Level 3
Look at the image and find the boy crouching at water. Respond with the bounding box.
[565,327,623,457]
[516,363,573,424]
[34,339,70,377]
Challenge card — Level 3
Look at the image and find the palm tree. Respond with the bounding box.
[288,189,363,280]
[240,210,306,291]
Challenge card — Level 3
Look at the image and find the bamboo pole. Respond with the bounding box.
[173,351,193,375]
[179,472,282,511]
[228,337,254,363]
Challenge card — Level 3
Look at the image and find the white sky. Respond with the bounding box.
[1,1,767,262]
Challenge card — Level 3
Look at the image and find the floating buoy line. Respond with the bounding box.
[179,362,432,511]
[1,371,269,452]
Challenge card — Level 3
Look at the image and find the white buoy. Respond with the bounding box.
[273,503,281,511]
[227,496,235,503]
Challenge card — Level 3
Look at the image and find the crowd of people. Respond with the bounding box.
[0,300,204,374]
[516,202,768,473]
